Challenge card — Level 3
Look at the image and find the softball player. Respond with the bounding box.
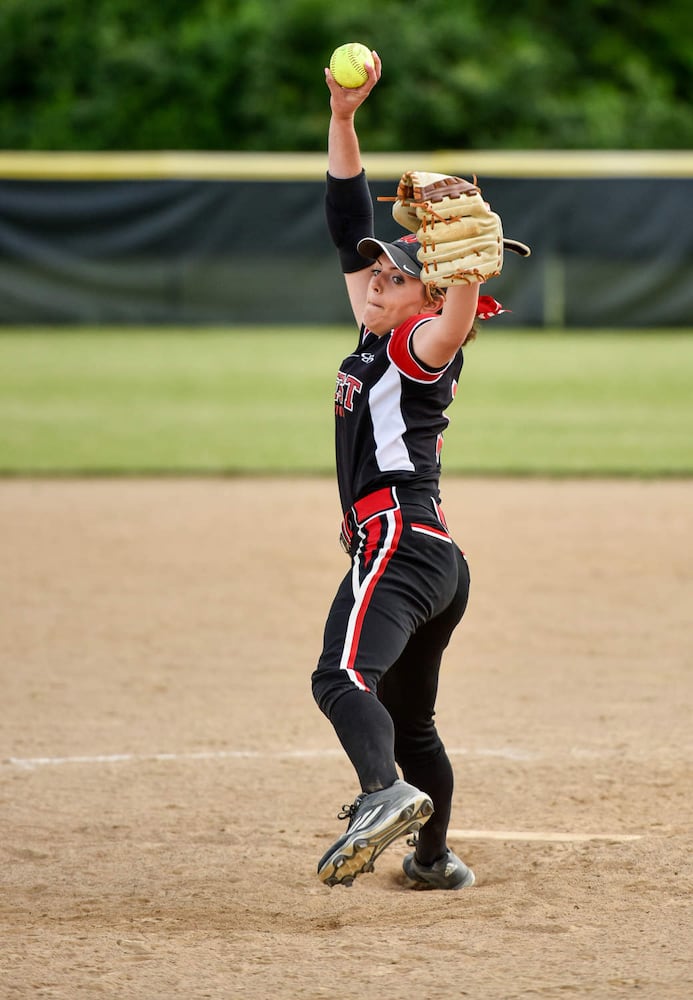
[312,53,516,890]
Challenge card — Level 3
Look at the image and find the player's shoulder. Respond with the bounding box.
[388,315,459,383]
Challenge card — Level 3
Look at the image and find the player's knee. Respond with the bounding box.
[311,666,337,717]
[312,664,365,719]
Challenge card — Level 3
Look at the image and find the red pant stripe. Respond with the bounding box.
[411,522,452,543]
[341,505,403,686]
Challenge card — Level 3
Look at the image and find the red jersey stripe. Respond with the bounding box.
[387,315,452,384]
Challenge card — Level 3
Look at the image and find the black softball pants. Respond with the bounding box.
[311,485,470,863]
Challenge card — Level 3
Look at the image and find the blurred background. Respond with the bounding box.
[0,0,691,328]
[0,0,691,477]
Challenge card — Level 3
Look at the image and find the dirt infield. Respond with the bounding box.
[1,478,691,1000]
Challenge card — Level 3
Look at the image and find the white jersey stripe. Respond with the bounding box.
[368,364,415,473]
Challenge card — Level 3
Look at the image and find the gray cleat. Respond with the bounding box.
[318,780,434,887]
[403,848,476,890]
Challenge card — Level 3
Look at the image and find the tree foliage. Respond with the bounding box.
[1,0,691,151]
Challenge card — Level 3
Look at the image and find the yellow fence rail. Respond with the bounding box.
[1,150,692,181]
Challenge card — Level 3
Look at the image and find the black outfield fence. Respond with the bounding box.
[0,151,691,327]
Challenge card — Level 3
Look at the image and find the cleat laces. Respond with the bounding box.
[337,794,366,823]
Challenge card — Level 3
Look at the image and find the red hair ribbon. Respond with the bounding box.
[476,294,509,320]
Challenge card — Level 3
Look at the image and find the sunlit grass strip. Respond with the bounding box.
[1,327,691,476]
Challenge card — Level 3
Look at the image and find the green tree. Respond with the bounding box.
[0,0,690,150]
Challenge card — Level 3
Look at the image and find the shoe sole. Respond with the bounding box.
[319,795,434,887]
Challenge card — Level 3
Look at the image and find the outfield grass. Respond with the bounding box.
[0,327,691,476]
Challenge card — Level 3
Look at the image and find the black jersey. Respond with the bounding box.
[334,314,464,512]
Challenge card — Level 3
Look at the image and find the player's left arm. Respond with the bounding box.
[412,284,480,368]
[390,171,507,368]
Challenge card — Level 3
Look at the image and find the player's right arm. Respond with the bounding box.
[324,53,381,326]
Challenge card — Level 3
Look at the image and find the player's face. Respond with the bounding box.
[362,256,431,335]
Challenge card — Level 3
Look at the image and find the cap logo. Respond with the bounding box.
[398,234,418,244]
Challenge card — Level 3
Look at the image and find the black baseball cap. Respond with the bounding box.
[357,235,423,276]
[357,232,532,277]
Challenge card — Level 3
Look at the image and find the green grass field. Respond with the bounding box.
[1,327,691,476]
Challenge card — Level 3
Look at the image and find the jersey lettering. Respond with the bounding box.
[335,371,363,415]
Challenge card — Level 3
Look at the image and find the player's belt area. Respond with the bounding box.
[340,486,398,554]
[339,485,442,554]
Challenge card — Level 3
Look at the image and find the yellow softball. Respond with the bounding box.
[329,42,373,89]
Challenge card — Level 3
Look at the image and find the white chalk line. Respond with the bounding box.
[3,748,344,769]
[2,743,640,770]
[448,829,643,843]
